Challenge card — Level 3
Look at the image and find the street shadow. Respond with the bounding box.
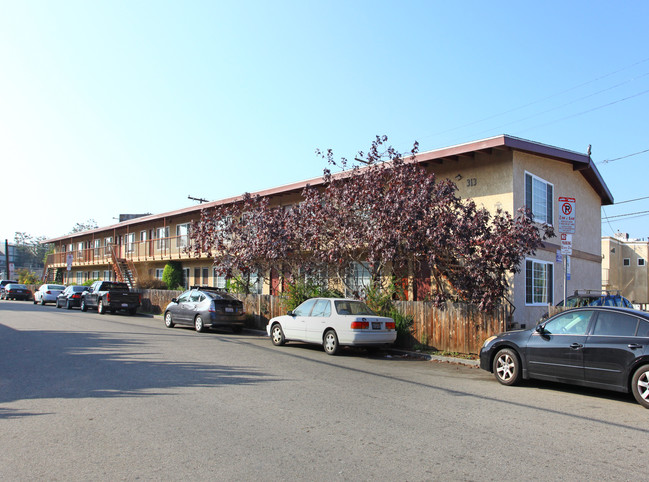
[0,323,277,420]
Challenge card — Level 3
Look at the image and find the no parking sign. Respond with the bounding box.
[558,197,576,234]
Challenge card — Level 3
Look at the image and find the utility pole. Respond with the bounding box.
[5,239,9,279]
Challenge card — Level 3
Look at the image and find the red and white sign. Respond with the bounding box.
[558,197,576,234]
[561,233,573,255]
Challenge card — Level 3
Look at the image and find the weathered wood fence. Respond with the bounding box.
[25,285,510,355]
[392,301,511,354]
[136,290,510,354]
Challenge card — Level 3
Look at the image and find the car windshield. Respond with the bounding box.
[49,285,65,290]
[72,286,87,292]
[334,300,375,315]
[9,284,27,289]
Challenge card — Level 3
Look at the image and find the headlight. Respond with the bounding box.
[482,335,497,348]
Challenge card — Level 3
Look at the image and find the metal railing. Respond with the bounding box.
[45,235,194,268]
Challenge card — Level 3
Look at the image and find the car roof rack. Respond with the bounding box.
[572,289,623,297]
[190,285,228,292]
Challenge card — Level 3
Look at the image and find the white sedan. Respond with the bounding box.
[34,284,66,305]
[267,298,397,355]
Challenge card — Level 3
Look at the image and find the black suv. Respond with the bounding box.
[163,286,246,333]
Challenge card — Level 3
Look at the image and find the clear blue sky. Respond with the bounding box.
[1,1,648,243]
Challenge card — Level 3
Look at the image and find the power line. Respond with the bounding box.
[602,210,649,220]
[598,148,649,164]
[613,195,649,205]
[408,56,649,149]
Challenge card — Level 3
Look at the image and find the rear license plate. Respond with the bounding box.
[372,322,381,330]
[121,303,128,307]
[225,307,234,313]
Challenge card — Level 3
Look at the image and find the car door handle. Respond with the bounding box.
[570,343,583,350]
[628,344,643,350]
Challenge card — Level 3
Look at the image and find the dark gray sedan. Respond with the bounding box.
[163,286,246,333]
[480,306,649,408]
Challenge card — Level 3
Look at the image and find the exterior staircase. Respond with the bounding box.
[42,267,64,283]
[109,246,138,289]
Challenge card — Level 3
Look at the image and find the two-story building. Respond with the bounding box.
[602,232,649,305]
[42,135,613,327]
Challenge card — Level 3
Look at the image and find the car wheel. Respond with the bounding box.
[270,323,285,346]
[128,308,137,316]
[231,325,243,334]
[164,311,175,328]
[493,348,521,386]
[323,329,340,355]
[33,297,38,305]
[56,300,61,308]
[80,299,87,312]
[66,300,72,310]
[40,298,45,305]
[98,299,106,314]
[631,364,649,409]
[194,315,205,332]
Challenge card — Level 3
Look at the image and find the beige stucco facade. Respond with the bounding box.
[602,234,649,304]
[43,135,612,329]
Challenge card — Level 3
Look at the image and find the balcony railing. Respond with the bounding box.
[46,235,195,268]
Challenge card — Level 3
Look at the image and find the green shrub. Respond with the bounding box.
[17,269,39,285]
[138,278,168,290]
[83,278,101,286]
[162,261,184,290]
[283,278,342,312]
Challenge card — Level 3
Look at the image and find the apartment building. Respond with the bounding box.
[602,233,649,304]
[42,135,613,327]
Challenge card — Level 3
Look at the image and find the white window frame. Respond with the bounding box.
[103,270,112,281]
[345,262,371,297]
[155,268,164,280]
[213,268,227,289]
[623,258,631,267]
[525,258,554,306]
[176,223,189,248]
[639,258,646,267]
[525,172,554,225]
[156,227,169,250]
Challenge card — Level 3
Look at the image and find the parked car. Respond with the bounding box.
[480,306,649,408]
[81,281,141,315]
[56,285,89,309]
[34,284,66,305]
[539,290,633,321]
[557,290,633,308]
[1,283,32,301]
[0,279,18,298]
[164,286,246,333]
[267,298,397,355]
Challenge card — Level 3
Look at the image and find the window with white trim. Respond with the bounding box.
[103,270,112,281]
[213,268,227,289]
[155,268,164,280]
[525,172,553,225]
[525,259,553,305]
[176,224,189,248]
[623,258,631,266]
[156,227,169,250]
[639,258,646,267]
[345,262,371,297]
[125,233,135,253]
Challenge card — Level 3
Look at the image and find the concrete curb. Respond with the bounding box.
[389,349,480,367]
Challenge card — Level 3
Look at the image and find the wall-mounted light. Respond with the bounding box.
[455,174,462,181]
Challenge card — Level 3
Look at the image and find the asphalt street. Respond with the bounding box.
[0,300,647,480]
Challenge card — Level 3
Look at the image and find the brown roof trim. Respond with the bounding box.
[42,135,613,243]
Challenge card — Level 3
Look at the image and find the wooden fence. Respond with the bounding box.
[392,300,511,354]
[25,285,510,355]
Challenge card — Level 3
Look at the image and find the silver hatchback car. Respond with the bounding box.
[163,286,246,333]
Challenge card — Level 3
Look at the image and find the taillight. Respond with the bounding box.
[386,321,396,330]
[72,294,80,299]
[351,321,369,330]
[46,291,52,295]
[106,293,110,303]
[209,301,216,313]
[138,294,142,303]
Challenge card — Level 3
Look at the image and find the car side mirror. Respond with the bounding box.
[171,298,178,303]
[287,311,294,316]
[535,325,545,334]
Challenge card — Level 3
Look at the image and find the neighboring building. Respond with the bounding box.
[42,135,613,327]
[602,233,649,305]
